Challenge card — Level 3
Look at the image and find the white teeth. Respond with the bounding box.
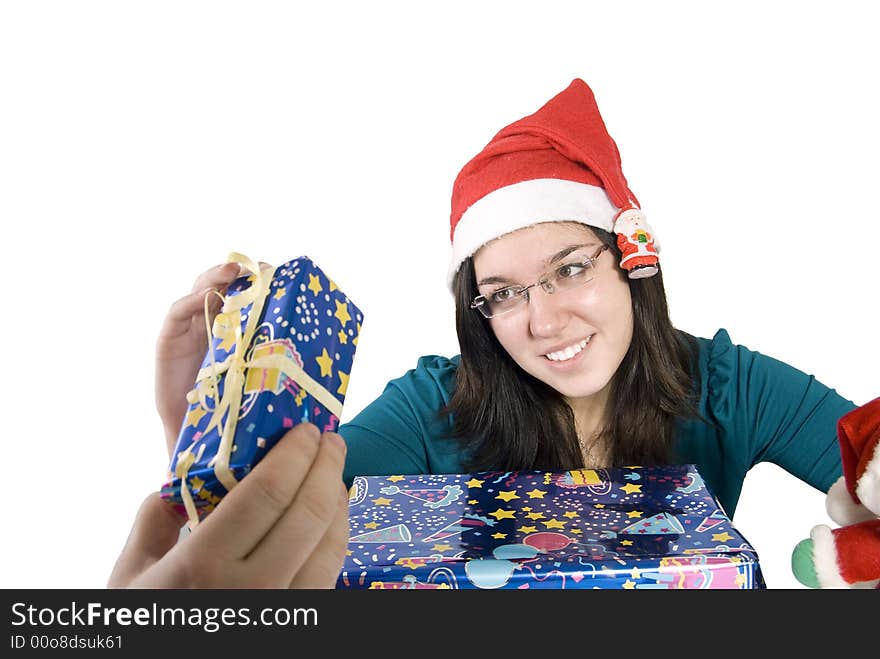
[544,336,591,362]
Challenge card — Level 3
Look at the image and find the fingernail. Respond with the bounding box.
[325,432,347,454]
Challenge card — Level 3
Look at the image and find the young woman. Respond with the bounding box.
[334,79,856,519]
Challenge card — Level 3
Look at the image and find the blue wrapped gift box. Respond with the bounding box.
[338,465,765,589]
[161,253,363,524]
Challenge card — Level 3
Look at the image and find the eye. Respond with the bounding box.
[556,261,588,279]
[490,287,520,304]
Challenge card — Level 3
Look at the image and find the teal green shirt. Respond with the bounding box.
[339,329,854,518]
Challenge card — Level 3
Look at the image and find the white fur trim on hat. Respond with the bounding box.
[855,438,880,516]
[826,475,875,526]
[809,524,850,588]
[446,178,618,290]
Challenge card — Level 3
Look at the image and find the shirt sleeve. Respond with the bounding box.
[338,355,460,487]
[705,328,855,492]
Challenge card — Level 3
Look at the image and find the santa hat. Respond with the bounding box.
[825,397,880,525]
[447,78,660,291]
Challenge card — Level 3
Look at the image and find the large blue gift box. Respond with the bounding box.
[161,253,363,525]
[338,465,765,589]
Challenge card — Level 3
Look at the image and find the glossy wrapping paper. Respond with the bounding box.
[161,254,363,525]
[338,464,765,589]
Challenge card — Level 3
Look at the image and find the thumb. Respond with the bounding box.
[108,493,186,587]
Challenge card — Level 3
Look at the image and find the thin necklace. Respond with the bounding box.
[578,432,602,462]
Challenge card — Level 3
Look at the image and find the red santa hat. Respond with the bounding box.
[447,78,660,291]
[825,397,880,525]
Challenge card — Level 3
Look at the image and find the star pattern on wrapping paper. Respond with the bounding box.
[621,540,633,546]
[489,508,516,520]
[371,497,392,506]
[185,405,207,428]
[526,489,547,498]
[337,371,349,396]
[363,522,379,529]
[492,532,507,540]
[273,286,287,300]
[316,348,333,378]
[386,475,405,483]
[543,519,567,529]
[630,567,642,580]
[626,510,644,518]
[594,504,606,509]
[520,525,538,534]
[495,491,519,502]
[334,300,351,326]
[465,478,484,488]
[353,322,360,345]
[563,511,579,519]
[526,512,545,520]
[621,483,642,495]
[307,274,323,296]
[622,579,636,589]
[432,543,453,552]
[712,532,734,543]
[338,329,348,344]
[468,499,478,505]
[212,313,238,352]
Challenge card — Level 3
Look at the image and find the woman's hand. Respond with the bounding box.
[155,261,270,457]
[108,423,350,589]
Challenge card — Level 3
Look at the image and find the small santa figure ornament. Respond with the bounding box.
[791,397,880,588]
[613,208,659,278]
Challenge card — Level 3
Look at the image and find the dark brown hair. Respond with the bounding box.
[445,225,701,471]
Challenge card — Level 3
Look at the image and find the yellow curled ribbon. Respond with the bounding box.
[173,252,343,528]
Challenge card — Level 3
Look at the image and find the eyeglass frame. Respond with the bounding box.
[469,244,610,319]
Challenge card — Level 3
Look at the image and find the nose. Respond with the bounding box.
[527,285,569,338]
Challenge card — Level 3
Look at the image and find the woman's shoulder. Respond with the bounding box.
[690,327,856,411]
[691,327,773,388]
[693,327,796,372]
[387,354,460,398]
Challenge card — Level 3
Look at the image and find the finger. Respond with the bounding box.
[107,493,186,587]
[191,423,322,560]
[288,482,350,589]
[230,261,274,279]
[246,431,347,584]
[157,288,220,343]
[190,262,241,295]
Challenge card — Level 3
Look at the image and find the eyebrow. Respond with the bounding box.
[477,242,600,286]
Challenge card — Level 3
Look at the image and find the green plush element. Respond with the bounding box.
[791,538,820,588]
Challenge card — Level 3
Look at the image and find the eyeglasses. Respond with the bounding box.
[470,244,609,319]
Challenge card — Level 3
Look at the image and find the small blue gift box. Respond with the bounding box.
[161,253,363,525]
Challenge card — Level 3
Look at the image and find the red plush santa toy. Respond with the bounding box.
[791,397,880,588]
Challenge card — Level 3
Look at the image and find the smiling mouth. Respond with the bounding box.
[543,336,592,362]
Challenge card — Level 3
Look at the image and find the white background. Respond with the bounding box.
[1,1,877,590]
